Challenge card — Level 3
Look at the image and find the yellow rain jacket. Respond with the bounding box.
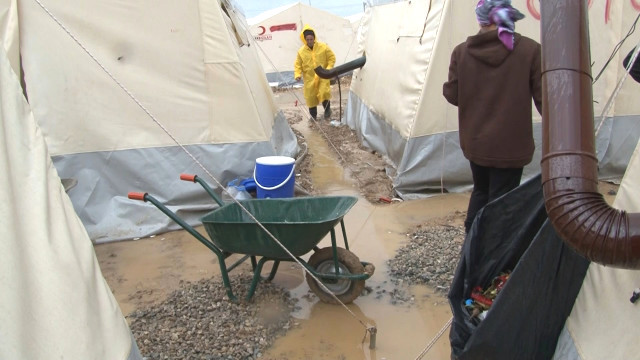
[294,25,336,108]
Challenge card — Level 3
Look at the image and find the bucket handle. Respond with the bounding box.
[253,163,296,191]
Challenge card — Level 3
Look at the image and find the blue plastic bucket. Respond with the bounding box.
[254,156,295,199]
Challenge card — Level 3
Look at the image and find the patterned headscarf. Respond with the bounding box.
[476,0,525,51]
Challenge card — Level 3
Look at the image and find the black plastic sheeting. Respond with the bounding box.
[448,175,591,360]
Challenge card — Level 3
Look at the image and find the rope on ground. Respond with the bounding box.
[414,316,453,360]
[33,0,375,340]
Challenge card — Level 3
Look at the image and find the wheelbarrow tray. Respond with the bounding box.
[201,196,357,259]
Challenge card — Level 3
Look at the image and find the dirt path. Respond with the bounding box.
[95,78,621,359]
[275,78,395,203]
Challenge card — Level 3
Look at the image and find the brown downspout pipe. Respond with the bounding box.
[540,0,640,269]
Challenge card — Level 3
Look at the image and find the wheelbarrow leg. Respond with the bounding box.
[215,253,238,302]
[250,256,258,271]
[330,229,340,274]
[247,257,270,301]
[246,258,282,300]
[263,260,280,282]
[340,219,349,250]
[129,193,239,302]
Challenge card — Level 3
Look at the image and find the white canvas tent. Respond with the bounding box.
[0,1,140,358]
[15,0,298,243]
[346,12,365,67]
[552,130,640,359]
[248,2,358,83]
[346,0,640,197]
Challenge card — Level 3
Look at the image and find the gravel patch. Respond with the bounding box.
[388,222,465,294]
[129,274,298,360]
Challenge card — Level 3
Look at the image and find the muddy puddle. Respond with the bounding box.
[257,120,468,359]
[95,114,470,359]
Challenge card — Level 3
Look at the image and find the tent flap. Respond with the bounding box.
[0,22,140,358]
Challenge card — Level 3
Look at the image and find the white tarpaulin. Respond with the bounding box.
[0,1,140,357]
[16,0,298,242]
[346,0,640,197]
[553,138,640,359]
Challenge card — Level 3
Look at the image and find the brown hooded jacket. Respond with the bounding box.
[443,29,542,168]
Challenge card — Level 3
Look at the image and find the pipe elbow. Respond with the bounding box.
[314,56,366,79]
[543,178,640,269]
[540,0,640,270]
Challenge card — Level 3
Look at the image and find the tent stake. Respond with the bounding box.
[369,326,377,349]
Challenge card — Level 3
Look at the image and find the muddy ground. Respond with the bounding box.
[279,76,395,204]
[95,77,621,360]
[284,76,621,207]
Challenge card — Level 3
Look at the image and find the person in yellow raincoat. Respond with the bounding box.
[294,25,336,120]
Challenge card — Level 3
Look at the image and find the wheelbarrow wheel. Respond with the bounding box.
[306,247,365,304]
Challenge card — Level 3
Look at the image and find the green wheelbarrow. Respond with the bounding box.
[128,174,375,304]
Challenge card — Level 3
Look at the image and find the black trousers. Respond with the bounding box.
[465,161,524,233]
[309,100,330,119]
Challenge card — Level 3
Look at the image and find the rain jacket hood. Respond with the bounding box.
[467,30,522,67]
[300,24,316,47]
[294,24,336,108]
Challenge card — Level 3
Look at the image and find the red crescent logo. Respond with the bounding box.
[258,26,266,35]
[526,0,540,20]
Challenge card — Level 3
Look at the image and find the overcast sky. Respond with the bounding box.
[234,0,369,19]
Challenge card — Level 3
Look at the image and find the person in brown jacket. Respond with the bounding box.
[443,0,542,233]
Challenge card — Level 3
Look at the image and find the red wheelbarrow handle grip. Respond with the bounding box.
[128,192,147,201]
[180,173,197,182]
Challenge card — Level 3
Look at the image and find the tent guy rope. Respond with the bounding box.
[414,316,453,360]
[32,0,377,347]
[595,40,640,137]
